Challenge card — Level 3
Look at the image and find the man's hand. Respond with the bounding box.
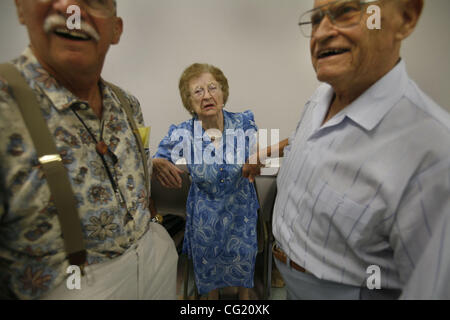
[243,138,289,182]
[152,158,184,189]
[242,163,263,183]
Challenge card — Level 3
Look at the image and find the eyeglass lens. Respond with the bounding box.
[192,83,219,99]
[38,0,115,18]
[299,0,364,37]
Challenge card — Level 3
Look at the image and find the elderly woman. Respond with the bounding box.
[153,63,259,300]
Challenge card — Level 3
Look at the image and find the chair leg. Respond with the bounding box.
[183,254,189,300]
[183,255,201,300]
[194,280,199,300]
[267,239,273,299]
[262,221,269,300]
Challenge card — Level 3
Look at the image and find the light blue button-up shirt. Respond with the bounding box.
[401,210,450,299]
[273,60,450,290]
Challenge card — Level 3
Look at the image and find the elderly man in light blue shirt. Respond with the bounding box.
[267,0,450,299]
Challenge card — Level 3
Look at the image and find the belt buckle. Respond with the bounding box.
[272,242,280,253]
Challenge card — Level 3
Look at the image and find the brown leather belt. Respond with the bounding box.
[273,244,307,273]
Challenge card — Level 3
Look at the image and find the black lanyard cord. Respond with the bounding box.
[70,106,127,209]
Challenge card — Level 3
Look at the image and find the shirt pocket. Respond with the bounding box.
[302,181,372,248]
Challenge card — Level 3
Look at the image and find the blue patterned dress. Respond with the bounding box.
[154,110,259,294]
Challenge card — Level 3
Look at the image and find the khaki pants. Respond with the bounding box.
[42,222,178,300]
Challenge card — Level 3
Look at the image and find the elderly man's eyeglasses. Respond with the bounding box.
[191,83,221,100]
[298,0,379,38]
[38,0,116,18]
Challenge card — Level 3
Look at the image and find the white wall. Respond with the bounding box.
[1,0,449,153]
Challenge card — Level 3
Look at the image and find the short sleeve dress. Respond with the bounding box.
[154,109,259,294]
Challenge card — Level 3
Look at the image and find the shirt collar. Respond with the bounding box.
[192,109,231,132]
[343,60,409,131]
[310,60,409,132]
[16,47,110,112]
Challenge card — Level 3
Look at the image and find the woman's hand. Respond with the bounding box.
[152,158,184,189]
[242,153,264,183]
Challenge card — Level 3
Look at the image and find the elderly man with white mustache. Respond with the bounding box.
[0,0,178,299]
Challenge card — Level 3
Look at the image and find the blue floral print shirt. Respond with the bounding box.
[0,48,151,299]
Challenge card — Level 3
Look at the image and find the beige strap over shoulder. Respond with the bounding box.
[0,63,86,267]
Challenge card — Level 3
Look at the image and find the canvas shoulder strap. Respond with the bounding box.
[0,63,86,267]
[106,82,150,198]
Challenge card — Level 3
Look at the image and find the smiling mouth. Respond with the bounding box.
[53,28,92,41]
[317,48,350,59]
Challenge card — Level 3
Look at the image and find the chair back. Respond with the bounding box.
[254,175,278,223]
[151,171,191,219]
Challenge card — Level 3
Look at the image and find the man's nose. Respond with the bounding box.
[52,0,85,15]
[313,14,338,41]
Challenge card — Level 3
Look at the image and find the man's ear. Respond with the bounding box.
[15,0,26,25]
[111,17,123,45]
[395,0,424,41]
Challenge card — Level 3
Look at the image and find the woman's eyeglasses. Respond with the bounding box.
[191,83,221,100]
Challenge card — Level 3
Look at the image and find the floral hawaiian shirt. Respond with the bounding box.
[0,48,152,299]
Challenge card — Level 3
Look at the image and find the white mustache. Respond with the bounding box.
[43,14,100,42]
